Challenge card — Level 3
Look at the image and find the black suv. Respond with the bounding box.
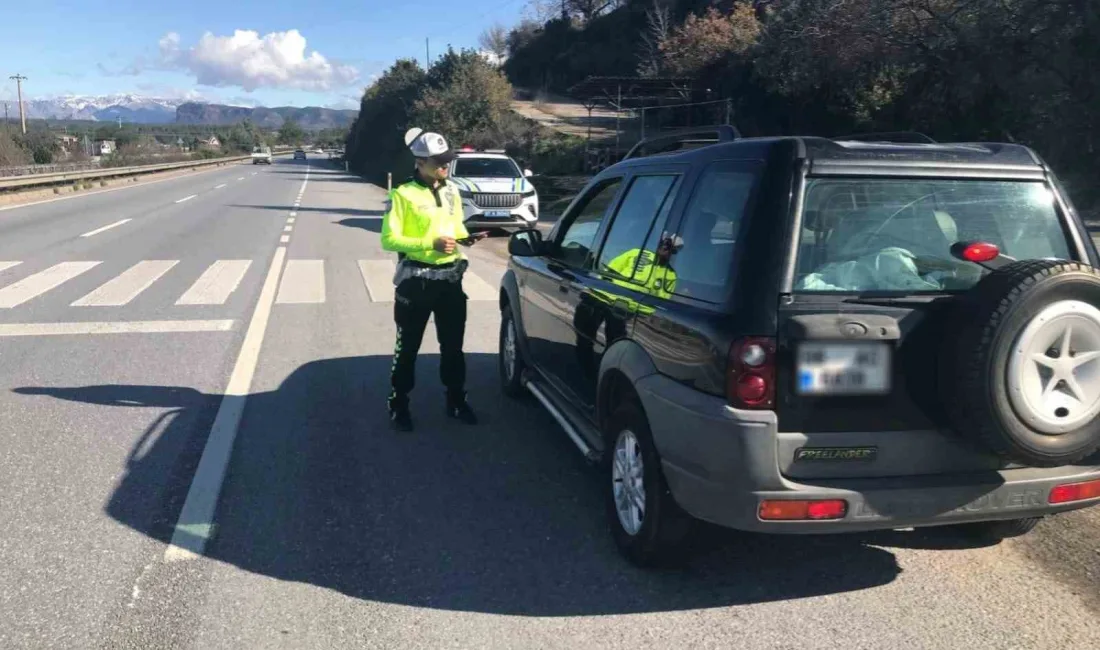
[498,127,1100,566]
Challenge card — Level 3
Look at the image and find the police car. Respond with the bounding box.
[447,148,539,231]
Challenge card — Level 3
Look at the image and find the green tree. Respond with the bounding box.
[278,119,305,145]
[345,59,427,181]
[411,49,514,146]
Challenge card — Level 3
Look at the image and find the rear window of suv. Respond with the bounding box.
[794,178,1072,292]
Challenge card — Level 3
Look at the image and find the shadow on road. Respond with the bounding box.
[16,353,906,616]
[337,217,383,234]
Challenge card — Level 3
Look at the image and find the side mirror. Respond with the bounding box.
[524,169,534,178]
[508,228,544,257]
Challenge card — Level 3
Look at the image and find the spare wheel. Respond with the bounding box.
[942,260,1100,467]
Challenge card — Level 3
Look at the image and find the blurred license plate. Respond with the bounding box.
[484,210,512,218]
[797,342,890,396]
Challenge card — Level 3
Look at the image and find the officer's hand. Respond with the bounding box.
[433,236,457,254]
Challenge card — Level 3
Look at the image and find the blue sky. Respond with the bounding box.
[0,0,528,108]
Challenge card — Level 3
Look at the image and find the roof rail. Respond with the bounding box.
[833,131,937,144]
[622,124,741,161]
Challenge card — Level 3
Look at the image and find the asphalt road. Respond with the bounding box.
[0,157,1097,649]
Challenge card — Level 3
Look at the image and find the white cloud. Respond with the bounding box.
[158,29,359,92]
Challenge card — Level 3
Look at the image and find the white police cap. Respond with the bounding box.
[404,127,456,163]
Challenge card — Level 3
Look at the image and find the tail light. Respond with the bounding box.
[1049,479,1100,504]
[759,499,848,521]
[727,337,777,409]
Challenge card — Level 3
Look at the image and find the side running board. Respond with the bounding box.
[524,378,601,463]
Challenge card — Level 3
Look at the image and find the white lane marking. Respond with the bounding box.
[164,246,287,562]
[237,177,245,181]
[0,261,101,308]
[283,225,293,232]
[73,260,179,307]
[251,172,257,176]
[0,261,23,273]
[0,320,234,337]
[0,163,247,213]
[289,212,297,217]
[80,218,132,238]
[175,260,252,305]
[280,234,290,243]
[175,194,197,204]
[287,218,295,224]
[462,271,498,301]
[215,184,227,189]
[358,259,395,302]
[275,259,325,304]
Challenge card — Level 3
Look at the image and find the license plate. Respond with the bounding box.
[483,210,512,218]
[796,342,891,396]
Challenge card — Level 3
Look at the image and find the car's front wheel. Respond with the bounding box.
[499,308,526,398]
[604,400,692,566]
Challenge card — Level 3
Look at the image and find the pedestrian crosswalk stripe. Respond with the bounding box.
[0,261,22,274]
[176,260,252,305]
[0,261,101,308]
[276,259,325,304]
[73,260,179,307]
[358,259,395,302]
[356,259,496,303]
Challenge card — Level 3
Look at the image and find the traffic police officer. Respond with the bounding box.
[381,128,487,431]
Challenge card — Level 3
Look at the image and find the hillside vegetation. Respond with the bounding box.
[504,0,1099,210]
[344,49,586,184]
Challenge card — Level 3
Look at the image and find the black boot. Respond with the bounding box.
[389,396,413,432]
[446,391,478,425]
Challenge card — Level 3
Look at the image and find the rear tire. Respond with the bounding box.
[499,308,526,398]
[950,517,1042,541]
[604,400,692,567]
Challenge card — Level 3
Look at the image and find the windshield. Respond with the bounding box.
[794,178,1072,292]
[453,157,520,178]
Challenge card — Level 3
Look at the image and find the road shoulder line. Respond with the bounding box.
[164,245,288,562]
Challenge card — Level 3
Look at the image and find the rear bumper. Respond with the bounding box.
[634,373,1100,533]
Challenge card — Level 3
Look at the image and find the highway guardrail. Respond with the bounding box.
[0,149,295,191]
[0,156,248,190]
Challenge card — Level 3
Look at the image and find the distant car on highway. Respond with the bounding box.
[251,146,272,165]
[447,148,538,233]
[293,149,307,160]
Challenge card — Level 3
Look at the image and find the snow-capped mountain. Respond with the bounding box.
[14,94,185,123]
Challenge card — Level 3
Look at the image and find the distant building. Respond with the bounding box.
[200,135,221,149]
[54,133,80,148]
[95,140,116,156]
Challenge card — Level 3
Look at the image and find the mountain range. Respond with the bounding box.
[175,103,357,129]
[6,94,357,129]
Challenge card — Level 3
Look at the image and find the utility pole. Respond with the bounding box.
[9,74,27,135]
[425,38,430,69]
[2,102,8,132]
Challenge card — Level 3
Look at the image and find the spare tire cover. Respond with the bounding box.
[941,259,1100,467]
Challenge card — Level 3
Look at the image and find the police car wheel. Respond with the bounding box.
[499,308,526,398]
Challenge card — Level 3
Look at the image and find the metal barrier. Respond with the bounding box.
[0,150,293,191]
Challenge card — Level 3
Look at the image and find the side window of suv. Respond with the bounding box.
[554,179,623,268]
[667,162,759,303]
[596,175,680,289]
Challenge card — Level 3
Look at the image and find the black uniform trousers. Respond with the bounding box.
[388,274,468,412]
